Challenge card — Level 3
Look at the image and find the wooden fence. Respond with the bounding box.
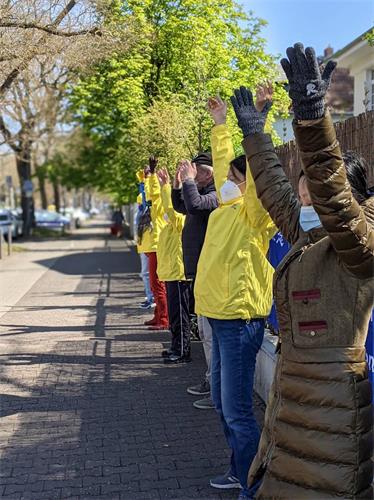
[275,111,374,191]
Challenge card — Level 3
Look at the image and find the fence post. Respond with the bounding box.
[7,226,12,256]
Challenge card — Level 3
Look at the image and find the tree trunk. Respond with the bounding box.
[16,144,34,237]
[35,167,48,209]
[53,180,61,212]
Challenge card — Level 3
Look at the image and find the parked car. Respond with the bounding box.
[89,207,100,216]
[0,209,23,239]
[34,210,70,233]
[10,210,23,238]
[62,207,90,228]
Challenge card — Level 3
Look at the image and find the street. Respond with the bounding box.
[0,220,265,500]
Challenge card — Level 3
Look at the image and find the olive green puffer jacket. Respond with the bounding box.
[243,113,374,499]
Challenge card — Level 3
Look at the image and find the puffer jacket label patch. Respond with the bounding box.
[292,289,321,302]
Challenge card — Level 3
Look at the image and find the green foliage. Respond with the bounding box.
[67,0,290,202]
[364,27,374,46]
[130,95,196,174]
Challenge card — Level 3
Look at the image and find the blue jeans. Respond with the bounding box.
[139,253,153,303]
[208,318,264,498]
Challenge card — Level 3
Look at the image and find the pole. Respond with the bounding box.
[7,225,12,256]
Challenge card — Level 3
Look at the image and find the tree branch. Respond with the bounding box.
[0,21,101,37]
[0,114,21,152]
[0,0,78,97]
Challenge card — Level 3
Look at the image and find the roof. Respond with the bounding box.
[330,27,373,60]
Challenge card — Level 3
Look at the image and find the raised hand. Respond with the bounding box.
[179,160,197,182]
[255,83,274,112]
[149,155,158,174]
[230,86,272,138]
[157,168,170,187]
[280,42,337,120]
[207,96,227,125]
[173,163,183,188]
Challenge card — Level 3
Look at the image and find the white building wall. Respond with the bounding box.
[354,70,370,115]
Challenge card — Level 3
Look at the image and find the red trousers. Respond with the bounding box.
[145,252,169,326]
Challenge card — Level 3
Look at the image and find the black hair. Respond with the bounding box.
[137,207,152,244]
[298,151,371,205]
[342,151,370,204]
[230,155,247,177]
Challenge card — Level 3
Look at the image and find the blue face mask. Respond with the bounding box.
[299,205,322,232]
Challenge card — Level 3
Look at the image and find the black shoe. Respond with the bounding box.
[161,349,176,358]
[164,353,191,364]
[187,379,210,395]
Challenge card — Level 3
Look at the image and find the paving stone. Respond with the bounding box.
[0,233,264,499]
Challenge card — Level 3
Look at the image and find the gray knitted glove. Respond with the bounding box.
[230,86,272,138]
[280,43,337,120]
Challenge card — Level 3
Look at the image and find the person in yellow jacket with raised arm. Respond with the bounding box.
[193,97,276,499]
[135,192,155,310]
[135,170,155,310]
[156,168,193,364]
[138,157,168,330]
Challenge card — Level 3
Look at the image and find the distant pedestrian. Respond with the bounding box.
[111,208,124,237]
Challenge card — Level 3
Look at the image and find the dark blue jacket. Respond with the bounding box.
[172,179,218,279]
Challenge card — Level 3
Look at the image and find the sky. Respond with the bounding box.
[240,0,374,60]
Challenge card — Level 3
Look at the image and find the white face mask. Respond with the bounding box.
[299,205,322,232]
[220,180,244,203]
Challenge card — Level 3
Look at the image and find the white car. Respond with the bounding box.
[0,209,23,239]
[62,207,90,228]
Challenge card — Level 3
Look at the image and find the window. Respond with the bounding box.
[366,70,374,111]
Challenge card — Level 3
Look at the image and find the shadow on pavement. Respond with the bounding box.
[36,247,140,276]
[0,334,264,499]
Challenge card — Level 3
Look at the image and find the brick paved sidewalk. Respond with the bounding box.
[0,231,265,500]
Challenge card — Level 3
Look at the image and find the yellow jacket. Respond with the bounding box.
[136,173,166,253]
[156,184,186,281]
[194,124,276,320]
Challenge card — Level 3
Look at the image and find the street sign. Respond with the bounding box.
[23,180,33,193]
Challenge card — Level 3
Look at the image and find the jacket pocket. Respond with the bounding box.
[293,320,328,346]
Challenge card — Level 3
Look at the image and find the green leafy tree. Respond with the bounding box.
[69,0,289,202]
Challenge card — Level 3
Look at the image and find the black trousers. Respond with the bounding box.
[166,281,191,356]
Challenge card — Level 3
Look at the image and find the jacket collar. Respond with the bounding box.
[199,180,216,195]
[305,226,328,244]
